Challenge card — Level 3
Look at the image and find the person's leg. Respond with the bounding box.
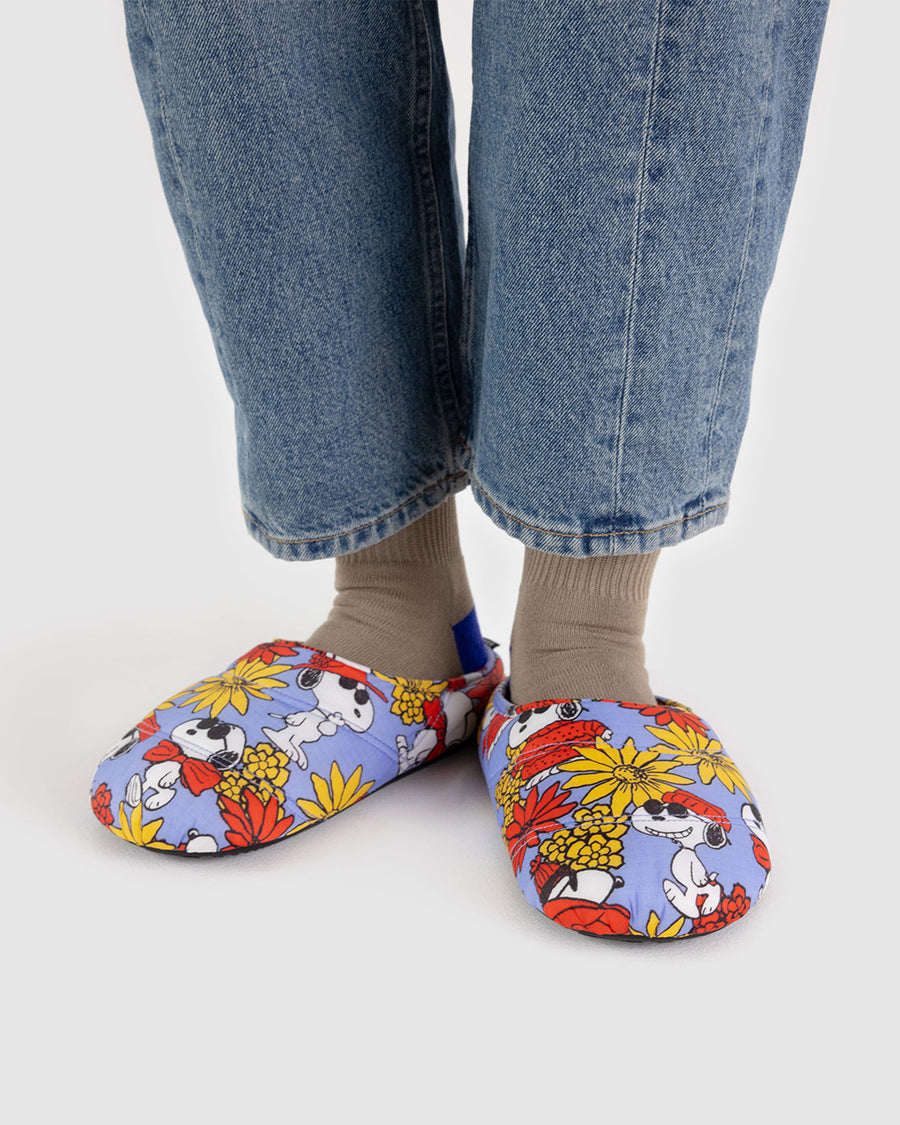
[124,0,475,677]
[464,0,829,703]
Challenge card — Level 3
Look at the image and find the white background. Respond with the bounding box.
[2,2,895,1122]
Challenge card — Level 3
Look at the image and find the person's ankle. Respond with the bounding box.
[508,548,658,705]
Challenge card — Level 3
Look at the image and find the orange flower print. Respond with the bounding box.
[619,700,709,735]
[691,884,751,935]
[235,640,298,666]
[91,783,114,826]
[542,896,631,937]
[504,782,578,874]
[218,790,294,849]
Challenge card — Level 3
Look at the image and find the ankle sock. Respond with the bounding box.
[304,494,476,681]
[509,547,659,706]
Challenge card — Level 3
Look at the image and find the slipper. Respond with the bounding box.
[90,627,504,855]
[477,678,771,940]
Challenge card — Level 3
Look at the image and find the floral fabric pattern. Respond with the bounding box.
[91,637,503,855]
[478,681,771,940]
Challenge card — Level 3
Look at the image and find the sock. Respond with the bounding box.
[304,494,476,681]
[509,548,659,706]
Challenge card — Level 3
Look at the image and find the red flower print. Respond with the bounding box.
[751,835,771,871]
[235,640,298,666]
[691,884,751,935]
[421,696,447,763]
[543,897,631,937]
[504,782,577,874]
[91,783,114,826]
[218,790,294,848]
[619,701,709,735]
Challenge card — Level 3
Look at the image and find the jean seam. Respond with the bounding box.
[471,476,727,541]
[614,0,667,521]
[133,0,226,356]
[410,0,465,451]
[243,469,469,546]
[703,2,780,503]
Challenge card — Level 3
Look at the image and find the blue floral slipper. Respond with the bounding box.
[477,678,771,940]
[91,624,504,855]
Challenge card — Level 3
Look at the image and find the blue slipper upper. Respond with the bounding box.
[91,637,504,854]
[477,677,770,939]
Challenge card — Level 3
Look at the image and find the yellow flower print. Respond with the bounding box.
[173,658,292,718]
[629,910,689,939]
[557,737,693,815]
[108,802,174,850]
[538,805,627,873]
[215,743,290,808]
[647,724,751,798]
[495,770,523,829]
[389,677,448,725]
[241,742,290,791]
[295,761,374,821]
[215,770,248,804]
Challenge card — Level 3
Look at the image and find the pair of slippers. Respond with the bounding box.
[90,618,770,941]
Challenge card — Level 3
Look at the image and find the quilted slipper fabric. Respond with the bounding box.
[478,678,771,940]
[91,637,504,854]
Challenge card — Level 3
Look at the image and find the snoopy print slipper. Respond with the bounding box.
[90,613,504,855]
[477,679,770,940]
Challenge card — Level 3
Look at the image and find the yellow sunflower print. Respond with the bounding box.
[646,724,751,798]
[294,761,374,822]
[108,801,174,850]
[170,657,292,718]
[557,736,693,815]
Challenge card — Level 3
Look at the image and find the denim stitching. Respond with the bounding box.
[703,2,780,502]
[243,469,468,546]
[410,1,465,449]
[471,477,727,541]
[614,0,667,520]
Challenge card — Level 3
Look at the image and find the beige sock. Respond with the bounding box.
[304,494,475,680]
[509,548,659,706]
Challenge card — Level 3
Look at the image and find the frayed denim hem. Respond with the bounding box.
[468,473,730,558]
[242,469,471,561]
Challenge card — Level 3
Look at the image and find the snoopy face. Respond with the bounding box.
[170,718,246,768]
[508,700,586,750]
[631,798,728,850]
[742,802,768,846]
[297,668,375,732]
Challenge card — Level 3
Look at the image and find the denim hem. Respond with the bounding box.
[242,469,471,561]
[468,474,729,558]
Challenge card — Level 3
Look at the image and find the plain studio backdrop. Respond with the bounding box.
[2,2,895,1122]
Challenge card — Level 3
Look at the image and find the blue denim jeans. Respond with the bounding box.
[124,0,828,560]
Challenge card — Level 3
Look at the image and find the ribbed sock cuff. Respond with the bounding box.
[521,547,660,601]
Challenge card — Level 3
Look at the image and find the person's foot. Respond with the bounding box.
[306,493,477,681]
[477,678,771,940]
[508,548,659,705]
[90,636,505,855]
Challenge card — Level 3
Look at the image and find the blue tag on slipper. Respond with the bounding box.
[452,605,488,673]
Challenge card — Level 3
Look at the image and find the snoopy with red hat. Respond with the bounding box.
[631,789,731,919]
[261,650,388,769]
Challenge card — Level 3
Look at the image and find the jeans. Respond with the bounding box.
[124,0,829,560]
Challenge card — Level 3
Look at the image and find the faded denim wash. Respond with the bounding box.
[124,0,829,560]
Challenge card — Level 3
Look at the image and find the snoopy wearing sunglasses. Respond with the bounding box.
[631,789,730,918]
[260,654,387,769]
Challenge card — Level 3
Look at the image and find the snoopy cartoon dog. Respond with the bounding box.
[261,654,387,769]
[631,790,730,918]
[131,718,247,810]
